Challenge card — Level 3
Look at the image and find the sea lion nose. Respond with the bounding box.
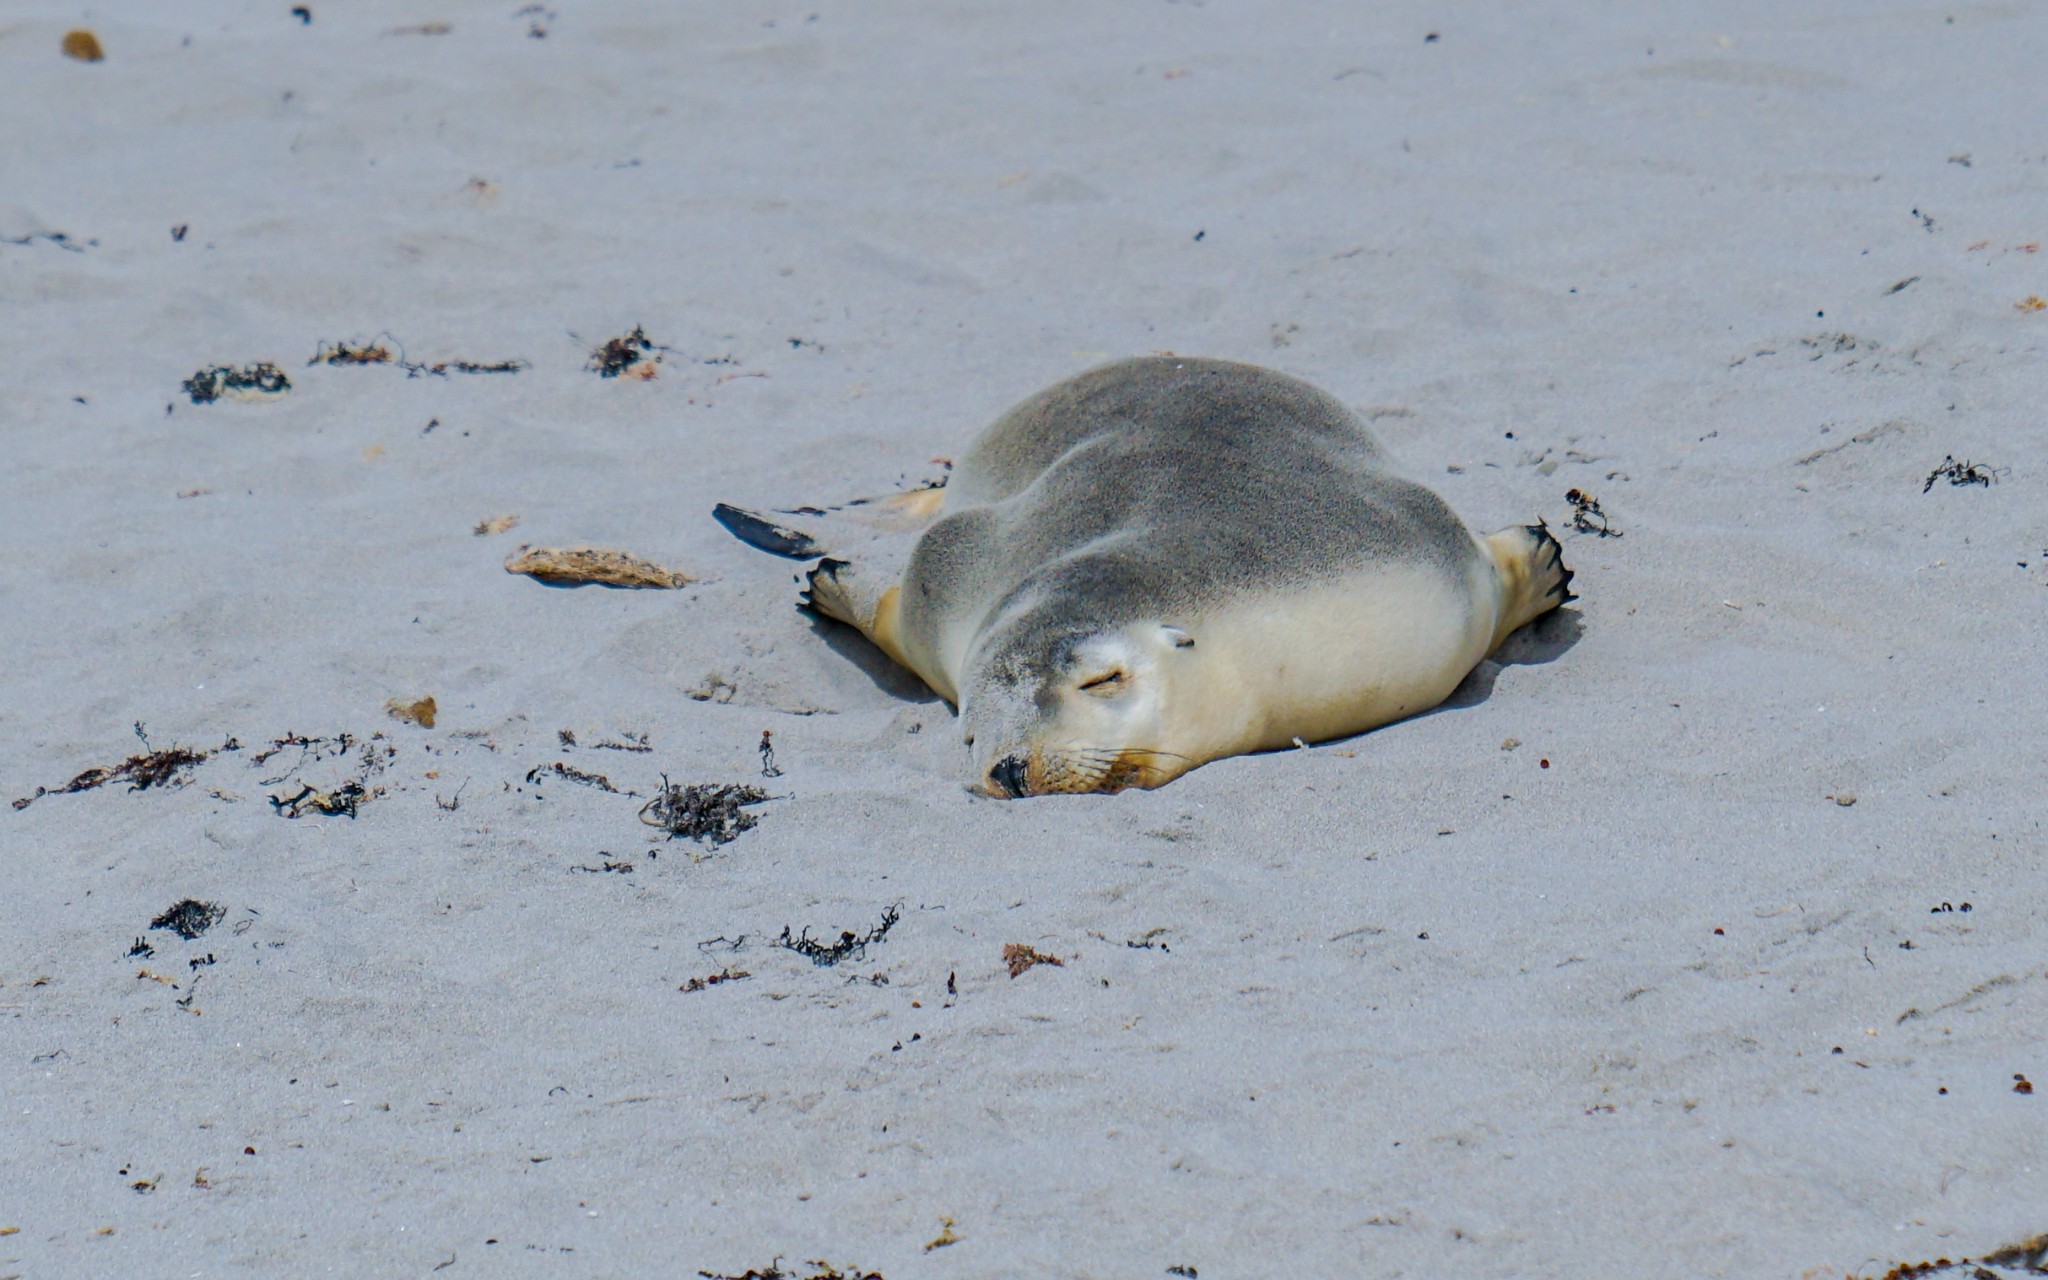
[989,754,1030,798]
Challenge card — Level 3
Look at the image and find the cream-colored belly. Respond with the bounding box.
[1182,557,1501,756]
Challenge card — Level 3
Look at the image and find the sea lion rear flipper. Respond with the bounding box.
[715,479,949,559]
[842,482,947,529]
[1482,520,1575,652]
[712,504,825,559]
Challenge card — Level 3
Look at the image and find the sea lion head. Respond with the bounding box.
[958,609,1201,797]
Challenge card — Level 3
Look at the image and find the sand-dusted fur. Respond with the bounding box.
[722,357,1575,795]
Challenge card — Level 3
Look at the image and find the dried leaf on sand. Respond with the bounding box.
[62,29,105,61]
[386,696,437,728]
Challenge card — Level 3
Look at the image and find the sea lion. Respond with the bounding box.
[716,356,1573,796]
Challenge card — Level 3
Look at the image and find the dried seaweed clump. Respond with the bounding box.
[1565,487,1622,538]
[269,780,371,818]
[504,545,693,589]
[13,724,217,809]
[311,336,528,377]
[699,1263,884,1280]
[310,339,394,366]
[151,899,225,940]
[1922,455,2002,493]
[639,779,769,845]
[432,358,528,375]
[1869,1230,2048,1279]
[588,326,661,378]
[528,761,635,795]
[182,363,291,404]
[1003,943,1064,978]
[679,967,750,993]
[776,904,901,968]
[1979,1233,2048,1271]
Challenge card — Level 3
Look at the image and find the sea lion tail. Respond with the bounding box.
[1483,520,1576,651]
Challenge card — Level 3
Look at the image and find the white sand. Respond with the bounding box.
[5,1,2045,1275]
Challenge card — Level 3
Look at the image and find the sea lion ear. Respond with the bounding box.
[1160,625,1195,650]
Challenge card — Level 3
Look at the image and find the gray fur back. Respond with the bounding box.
[904,357,1478,641]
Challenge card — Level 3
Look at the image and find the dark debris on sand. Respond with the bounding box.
[777,904,901,968]
[150,899,225,941]
[311,337,528,377]
[1922,455,2003,493]
[1565,487,1622,538]
[12,723,229,810]
[528,760,636,796]
[249,731,366,783]
[310,338,396,366]
[433,358,527,375]
[181,362,290,403]
[638,777,770,846]
[587,325,660,377]
[679,967,750,992]
[700,1261,884,1280]
[1871,1230,2048,1280]
[269,780,371,819]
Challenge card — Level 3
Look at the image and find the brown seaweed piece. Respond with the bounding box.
[505,545,693,588]
[1003,943,1065,978]
[13,724,221,809]
[679,967,750,992]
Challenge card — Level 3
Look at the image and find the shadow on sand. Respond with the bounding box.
[806,612,945,705]
[1437,605,1585,712]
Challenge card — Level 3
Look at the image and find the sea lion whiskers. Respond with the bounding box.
[1069,745,1188,767]
[1044,745,1186,793]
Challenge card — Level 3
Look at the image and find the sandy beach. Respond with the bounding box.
[4,1,2045,1276]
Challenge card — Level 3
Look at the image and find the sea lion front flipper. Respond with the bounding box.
[801,557,927,687]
